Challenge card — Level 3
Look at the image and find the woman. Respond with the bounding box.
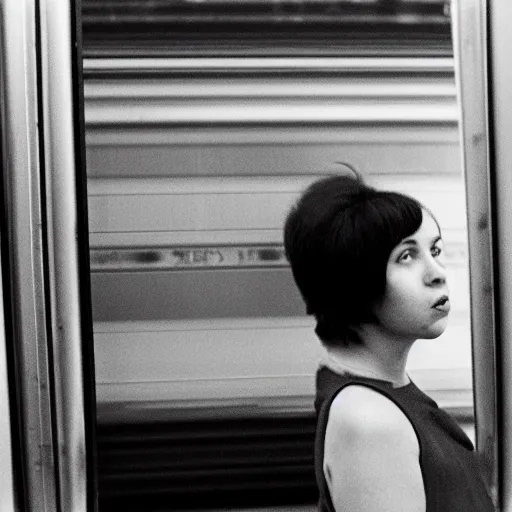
[283,174,494,512]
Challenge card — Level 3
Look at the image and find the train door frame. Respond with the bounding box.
[453,0,512,510]
[451,0,499,506]
[0,0,96,510]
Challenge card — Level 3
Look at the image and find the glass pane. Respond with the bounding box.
[83,5,473,511]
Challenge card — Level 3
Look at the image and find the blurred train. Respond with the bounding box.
[86,55,470,417]
[0,0,508,511]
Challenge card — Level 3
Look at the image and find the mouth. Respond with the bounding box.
[432,295,450,313]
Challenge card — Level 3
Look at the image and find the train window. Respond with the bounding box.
[83,1,488,511]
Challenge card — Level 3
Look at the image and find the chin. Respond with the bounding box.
[422,319,449,339]
[421,329,446,340]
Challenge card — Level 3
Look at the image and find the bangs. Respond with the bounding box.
[358,192,424,257]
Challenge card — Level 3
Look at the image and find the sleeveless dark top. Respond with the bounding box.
[315,365,495,512]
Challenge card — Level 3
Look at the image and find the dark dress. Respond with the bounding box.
[315,365,495,512]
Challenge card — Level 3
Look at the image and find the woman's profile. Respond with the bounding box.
[283,174,494,512]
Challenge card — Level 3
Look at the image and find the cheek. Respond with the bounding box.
[377,293,412,327]
[380,275,412,308]
[387,284,418,309]
[376,279,420,325]
[385,265,424,302]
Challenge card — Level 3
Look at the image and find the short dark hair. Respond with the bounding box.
[284,174,425,347]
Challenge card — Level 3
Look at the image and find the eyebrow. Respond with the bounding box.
[400,235,442,246]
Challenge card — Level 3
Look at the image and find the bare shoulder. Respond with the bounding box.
[327,384,418,444]
[323,385,425,512]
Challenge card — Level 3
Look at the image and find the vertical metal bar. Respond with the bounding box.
[38,0,90,509]
[451,0,499,506]
[487,2,512,510]
[69,0,98,508]
[0,238,16,512]
[0,1,59,510]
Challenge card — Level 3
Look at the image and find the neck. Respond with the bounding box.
[326,328,415,387]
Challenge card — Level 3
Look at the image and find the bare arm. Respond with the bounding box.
[323,385,426,512]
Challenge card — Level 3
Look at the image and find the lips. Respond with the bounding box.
[432,295,450,313]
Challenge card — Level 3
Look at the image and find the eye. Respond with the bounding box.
[397,249,413,263]
[431,244,443,258]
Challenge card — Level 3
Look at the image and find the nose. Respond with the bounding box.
[424,255,447,287]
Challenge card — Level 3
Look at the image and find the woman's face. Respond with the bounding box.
[372,211,450,342]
